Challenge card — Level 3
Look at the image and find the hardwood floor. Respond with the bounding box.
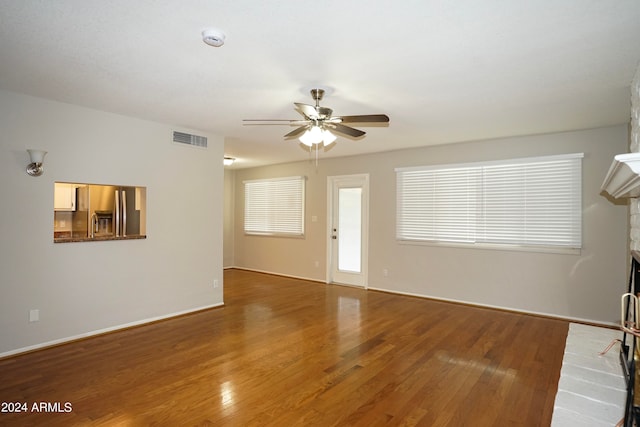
[0,269,569,426]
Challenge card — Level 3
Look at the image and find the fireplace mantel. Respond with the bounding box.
[601,153,640,199]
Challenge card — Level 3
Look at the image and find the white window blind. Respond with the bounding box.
[396,153,583,249]
[244,176,305,236]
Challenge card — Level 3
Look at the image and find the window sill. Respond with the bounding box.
[244,232,305,239]
[396,239,581,255]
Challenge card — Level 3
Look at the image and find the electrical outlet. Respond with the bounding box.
[314,261,319,268]
[213,279,219,288]
[383,269,389,277]
[29,309,39,322]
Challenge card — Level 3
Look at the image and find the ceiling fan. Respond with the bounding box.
[243,88,389,148]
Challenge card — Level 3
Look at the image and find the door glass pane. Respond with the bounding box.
[338,187,362,273]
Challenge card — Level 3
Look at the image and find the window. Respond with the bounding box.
[244,176,305,236]
[396,153,583,251]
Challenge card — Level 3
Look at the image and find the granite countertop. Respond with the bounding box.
[54,232,146,243]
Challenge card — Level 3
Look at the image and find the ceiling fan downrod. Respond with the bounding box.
[310,88,324,108]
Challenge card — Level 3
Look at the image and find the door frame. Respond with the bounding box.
[326,173,369,288]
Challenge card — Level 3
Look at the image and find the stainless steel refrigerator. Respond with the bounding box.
[88,185,141,237]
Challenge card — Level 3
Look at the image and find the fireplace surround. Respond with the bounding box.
[602,152,640,426]
[620,257,640,426]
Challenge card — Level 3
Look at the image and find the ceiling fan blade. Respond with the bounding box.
[289,120,311,126]
[294,103,319,119]
[284,126,309,138]
[243,119,296,125]
[330,123,366,138]
[336,114,389,123]
[242,122,298,126]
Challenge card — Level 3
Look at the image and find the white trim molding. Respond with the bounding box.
[601,152,640,199]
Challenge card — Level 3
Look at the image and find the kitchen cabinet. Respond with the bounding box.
[54,183,76,211]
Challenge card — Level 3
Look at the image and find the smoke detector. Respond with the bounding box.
[202,28,226,47]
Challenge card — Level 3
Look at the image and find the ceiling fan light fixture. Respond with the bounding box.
[299,125,323,146]
[299,126,337,147]
[298,130,314,146]
[322,129,336,146]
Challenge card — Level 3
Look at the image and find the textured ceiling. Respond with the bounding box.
[1,1,639,168]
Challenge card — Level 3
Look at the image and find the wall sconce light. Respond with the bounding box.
[26,149,47,177]
[223,156,235,166]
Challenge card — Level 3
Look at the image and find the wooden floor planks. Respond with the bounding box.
[0,269,569,426]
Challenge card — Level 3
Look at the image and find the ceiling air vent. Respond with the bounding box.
[173,131,207,148]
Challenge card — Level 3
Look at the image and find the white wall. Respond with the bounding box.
[231,126,629,324]
[0,90,224,357]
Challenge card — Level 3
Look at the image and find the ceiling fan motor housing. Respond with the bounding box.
[311,89,325,103]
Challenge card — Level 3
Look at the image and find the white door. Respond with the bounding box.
[327,174,369,287]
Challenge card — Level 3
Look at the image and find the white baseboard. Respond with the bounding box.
[0,303,224,359]
[227,267,617,327]
[366,285,618,328]
[228,266,325,284]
